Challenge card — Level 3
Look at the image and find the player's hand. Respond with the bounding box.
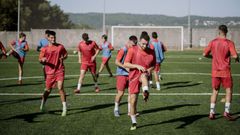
[78,59,81,64]
[40,57,47,64]
[136,65,146,72]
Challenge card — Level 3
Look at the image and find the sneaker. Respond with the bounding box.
[74,89,80,94]
[208,113,216,120]
[156,87,161,91]
[95,87,100,93]
[61,110,67,117]
[223,112,235,121]
[130,123,137,130]
[114,110,120,117]
[143,90,149,102]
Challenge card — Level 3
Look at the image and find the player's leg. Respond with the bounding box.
[148,71,153,88]
[105,59,113,77]
[154,64,161,90]
[75,69,87,93]
[129,93,138,130]
[57,80,67,116]
[90,63,100,92]
[114,76,127,117]
[96,57,106,78]
[209,77,220,120]
[40,75,53,111]
[140,73,149,102]
[223,77,234,120]
[17,60,24,84]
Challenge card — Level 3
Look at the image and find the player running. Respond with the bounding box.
[114,35,138,117]
[124,33,156,130]
[74,33,100,93]
[203,25,239,121]
[8,32,29,84]
[150,32,166,90]
[96,34,114,78]
[39,30,68,116]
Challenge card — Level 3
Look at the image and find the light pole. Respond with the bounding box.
[188,0,192,48]
[17,0,20,39]
[103,0,106,34]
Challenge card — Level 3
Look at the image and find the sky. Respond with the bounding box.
[49,0,240,17]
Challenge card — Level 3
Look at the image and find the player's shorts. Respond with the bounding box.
[81,62,96,74]
[12,51,25,64]
[129,70,149,94]
[116,75,129,91]
[154,63,161,72]
[212,77,233,90]
[102,57,111,65]
[46,72,64,89]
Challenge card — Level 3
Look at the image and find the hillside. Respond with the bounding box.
[68,13,240,29]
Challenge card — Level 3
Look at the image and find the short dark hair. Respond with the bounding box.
[129,35,138,45]
[141,31,148,37]
[218,25,228,34]
[140,32,150,42]
[82,33,89,41]
[48,30,56,36]
[19,32,26,38]
[152,32,158,38]
[102,34,108,40]
[45,29,50,35]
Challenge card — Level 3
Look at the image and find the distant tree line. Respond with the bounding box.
[0,0,73,31]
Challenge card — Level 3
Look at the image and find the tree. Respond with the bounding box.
[0,0,73,31]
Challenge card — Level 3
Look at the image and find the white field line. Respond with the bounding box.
[1,72,240,81]
[0,92,239,96]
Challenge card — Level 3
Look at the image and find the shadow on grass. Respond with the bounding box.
[140,104,200,115]
[0,82,43,88]
[138,114,210,129]
[0,95,59,106]
[3,112,44,123]
[65,82,108,89]
[162,81,202,90]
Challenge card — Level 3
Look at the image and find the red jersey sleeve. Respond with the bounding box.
[93,42,99,50]
[116,49,125,62]
[39,48,46,61]
[124,47,134,63]
[228,41,237,57]
[77,42,81,52]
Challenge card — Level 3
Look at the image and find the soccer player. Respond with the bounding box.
[8,32,29,84]
[39,30,68,116]
[37,30,50,81]
[203,25,239,121]
[124,33,156,130]
[96,34,114,78]
[0,41,7,59]
[37,30,50,52]
[150,32,166,90]
[114,35,138,117]
[74,33,100,93]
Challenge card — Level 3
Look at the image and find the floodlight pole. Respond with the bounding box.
[103,0,106,34]
[17,0,20,39]
[188,0,192,48]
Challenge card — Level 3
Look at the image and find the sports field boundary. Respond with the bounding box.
[1,72,240,81]
[0,93,239,96]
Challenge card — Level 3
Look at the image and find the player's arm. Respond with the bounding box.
[39,49,46,64]
[60,46,68,61]
[91,42,100,62]
[22,43,29,52]
[203,42,212,59]
[115,49,129,71]
[229,41,239,62]
[147,51,156,73]
[109,43,114,51]
[161,42,167,52]
[37,41,42,52]
[124,48,145,72]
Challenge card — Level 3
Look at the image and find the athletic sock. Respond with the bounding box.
[225,102,231,113]
[94,82,98,88]
[62,102,67,111]
[142,86,149,92]
[156,82,160,90]
[210,103,216,114]
[130,115,137,124]
[77,83,81,90]
[114,102,119,111]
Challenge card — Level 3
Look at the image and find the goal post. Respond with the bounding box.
[111,26,184,51]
